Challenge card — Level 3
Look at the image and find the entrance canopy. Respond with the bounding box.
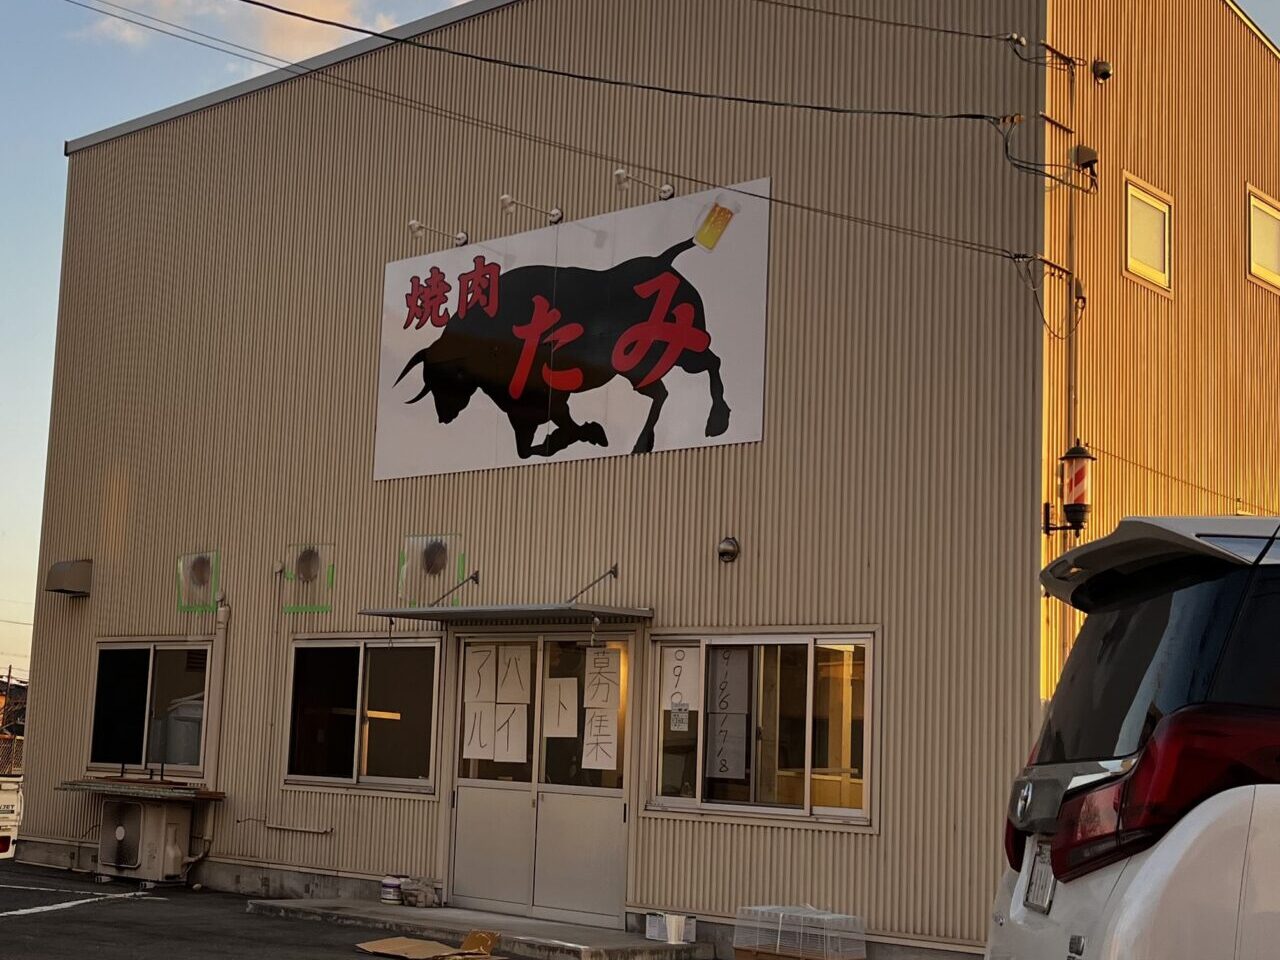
[358,603,653,626]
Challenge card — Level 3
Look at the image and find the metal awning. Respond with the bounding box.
[359,603,653,626]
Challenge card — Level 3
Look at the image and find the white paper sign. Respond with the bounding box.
[497,646,531,704]
[462,701,495,760]
[582,707,619,771]
[375,179,771,480]
[708,647,749,714]
[464,645,496,703]
[660,646,701,712]
[584,648,621,709]
[670,702,690,732]
[706,712,747,779]
[543,678,579,738]
[493,704,528,764]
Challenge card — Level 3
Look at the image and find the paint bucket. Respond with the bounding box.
[665,913,687,944]
[380,875,403,905]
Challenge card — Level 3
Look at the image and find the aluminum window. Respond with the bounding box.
[286,639,439,789]
[654,635,873,819]
[89,642,210,772]
[1250,191,1280,289]
[1126,180,1172,289]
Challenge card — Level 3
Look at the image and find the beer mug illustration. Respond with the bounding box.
[694,197,739,250]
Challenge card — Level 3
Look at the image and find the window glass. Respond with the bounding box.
[288,647,359,778]
[363,646,435,781]
[146,649,207,766]
[540,640,625,789]
[1251,195,1280,285]
[1208,569,1280,706]
[658,645,700,798]
[1035,557,1248,764]
[811,644,868,812]
[1127,184,1170,286]
[458,641,536,783]
[90,648,151,766]
[703,644,807,809]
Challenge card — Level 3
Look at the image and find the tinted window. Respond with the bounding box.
[91,648,151,765]
[1210,569,1280,707]
[363,646,435,781]
[1036,559,1249,764]
[288,647,359,778]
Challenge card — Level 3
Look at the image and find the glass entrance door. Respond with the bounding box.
[450,636,629,928]
[532,639,627,925]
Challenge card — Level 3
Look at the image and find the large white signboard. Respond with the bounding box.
[375,179,770,479]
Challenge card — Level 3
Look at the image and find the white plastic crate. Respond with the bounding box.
[732,906,866,960]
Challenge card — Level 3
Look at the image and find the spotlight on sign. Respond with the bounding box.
[613,167,675,201]
[717,536,741,563]
[407,219,468,246]
[499,193,563,225]
[1043,440,1096,537]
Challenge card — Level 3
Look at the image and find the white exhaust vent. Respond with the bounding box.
[398,534,468,607]
[177,551,219,613]
[283,543,334,614]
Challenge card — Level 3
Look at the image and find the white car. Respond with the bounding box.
[987,516,1280,960]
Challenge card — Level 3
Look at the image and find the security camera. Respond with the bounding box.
[1092,59,1113,83]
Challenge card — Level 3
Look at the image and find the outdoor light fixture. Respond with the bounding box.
[407,220,468,246]
[1043,441,1097,537]
[613,167,675,201]
[717,537,741,563]
[1092,59,1114,83]
[499,193,563,225]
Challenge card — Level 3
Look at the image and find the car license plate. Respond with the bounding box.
[1023,841,1056,913]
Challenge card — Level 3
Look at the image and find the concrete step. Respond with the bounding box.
[246,900,714,960]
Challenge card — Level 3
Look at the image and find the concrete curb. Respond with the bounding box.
[245,900,714,960]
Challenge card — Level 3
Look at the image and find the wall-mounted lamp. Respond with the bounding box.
[717,536,741,563]
[407,220,469,246]
[1091,59,1114,84]
[1043,441,1096,537]
[499,193,563,225]
[613,167,675,201]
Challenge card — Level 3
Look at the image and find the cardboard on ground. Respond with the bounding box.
[356,930,501,960]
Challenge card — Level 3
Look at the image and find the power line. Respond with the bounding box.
[749,0,1022,43]
[0,619,33,628]
[1091,445,1280,516]
[230,0,1007,125]
[64,0,1030,264]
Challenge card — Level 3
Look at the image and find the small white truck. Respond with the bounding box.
[0,775,19,859]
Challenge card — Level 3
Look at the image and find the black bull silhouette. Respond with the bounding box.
[394,238,731,458]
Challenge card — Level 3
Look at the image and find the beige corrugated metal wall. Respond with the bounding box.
[1040,0,1280,691]
[25,0,1046,948]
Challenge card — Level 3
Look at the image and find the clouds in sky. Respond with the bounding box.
[75,0,454,71]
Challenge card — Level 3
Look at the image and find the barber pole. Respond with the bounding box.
[1060,442,1096,533]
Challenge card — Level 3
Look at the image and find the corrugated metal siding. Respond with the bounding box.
[27,0,1044,945]
[1041,0,1280,689]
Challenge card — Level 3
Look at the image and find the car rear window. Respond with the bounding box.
[1035,555,1252,765]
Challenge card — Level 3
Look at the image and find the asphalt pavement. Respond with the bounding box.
[0,859,373,959]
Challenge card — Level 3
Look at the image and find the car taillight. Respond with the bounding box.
[1050,704,1280,882]
[0,836,9,854]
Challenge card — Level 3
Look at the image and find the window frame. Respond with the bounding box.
[1248,187,1280,292]
[649,633,875,824]
[1124,176,1173,291]
[85,637,216,780]
[284,636,442,793]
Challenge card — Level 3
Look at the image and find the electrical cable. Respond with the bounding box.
[748,0,1018,42]
[230,0,1006,125]
[0,619,33,628]
[64,0,1029,264]
[1090,445,1279,516]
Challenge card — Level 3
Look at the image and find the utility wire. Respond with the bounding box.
[230,0,1005,125]
[749,0,1021,43]
[64,0,1029,264]
[1091,445,1280,516]
[0,619,32,628]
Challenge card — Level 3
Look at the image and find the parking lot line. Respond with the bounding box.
[0,890,152,918]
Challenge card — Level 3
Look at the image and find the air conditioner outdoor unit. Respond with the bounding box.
[98,799,192,883]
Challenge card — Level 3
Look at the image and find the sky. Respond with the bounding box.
[3,0,1280,680]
